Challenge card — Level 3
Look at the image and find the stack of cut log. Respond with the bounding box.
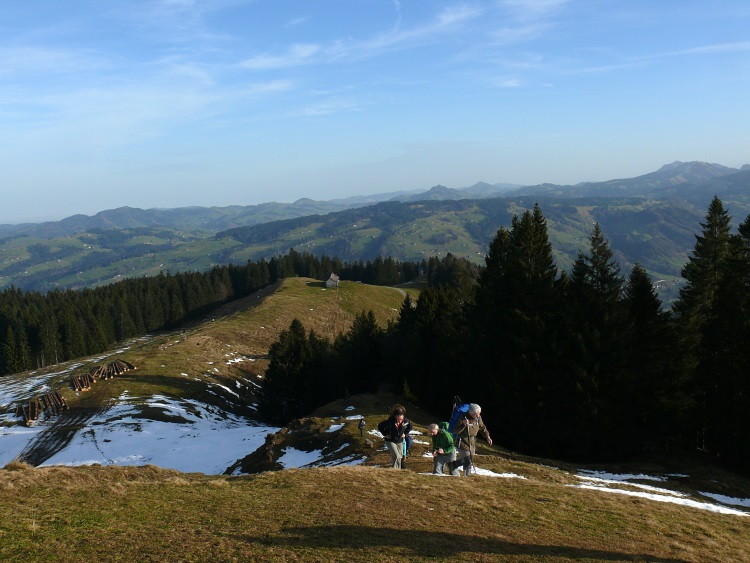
[40,391,68,415]
[71,372,95,391]
[14,392,68,426]
[12,358,137,427]
[89,358,136,380]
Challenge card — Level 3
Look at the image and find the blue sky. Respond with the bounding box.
[1,0,749,224]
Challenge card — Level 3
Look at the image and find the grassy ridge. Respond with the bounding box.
[50,278,410,414]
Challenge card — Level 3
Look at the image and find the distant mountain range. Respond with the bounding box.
[1,160,749,304]
[1,160,746,240]
[513,161,750,200]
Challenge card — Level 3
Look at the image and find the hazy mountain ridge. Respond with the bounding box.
[1,161,749,301]
[0,199,358,240]
[1,161,746,240]
[511,161,746,199]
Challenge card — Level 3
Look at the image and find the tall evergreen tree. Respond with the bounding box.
[334,310,384,395]
[387,286,465,415]
[674,195,732,353]
[622,263,677,453]
[2,326,18,374]
[672,196,733,453]
[565,223,626,458]
[697,212,750,468]
[259,319,315,423]
[469,205,559,452]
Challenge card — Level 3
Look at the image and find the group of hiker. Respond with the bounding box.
[376,402,492,475]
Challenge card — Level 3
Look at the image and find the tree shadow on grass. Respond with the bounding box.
[240,525,687,562]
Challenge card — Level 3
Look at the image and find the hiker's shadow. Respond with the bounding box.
[239,525,686,562]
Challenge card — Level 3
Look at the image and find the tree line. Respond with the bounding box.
[259,197,750,473]
[0,249,422,375]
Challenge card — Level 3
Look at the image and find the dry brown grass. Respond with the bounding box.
[1,460,748,562]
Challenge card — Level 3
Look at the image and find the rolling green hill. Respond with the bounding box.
[0,227,241,292]
[0,196,708,305]
[3,161,750,306]
[218,196,706,304]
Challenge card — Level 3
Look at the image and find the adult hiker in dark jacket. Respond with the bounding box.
[377,404,412,469]
[429,422,458,476]
[449,403,492,476]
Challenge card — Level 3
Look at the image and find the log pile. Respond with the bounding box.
[40,391,69,415]
[89,358,136,380]
[13,358,135,427]
[71,372,95,392]
[14,392,68,426]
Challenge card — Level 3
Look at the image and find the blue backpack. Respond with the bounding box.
[448,396,470,437]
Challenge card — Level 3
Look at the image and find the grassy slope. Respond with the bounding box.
[2,446,749,562]
[2,278,750,562]
[12,278,410,420]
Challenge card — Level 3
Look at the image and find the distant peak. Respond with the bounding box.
[656,161,685,172]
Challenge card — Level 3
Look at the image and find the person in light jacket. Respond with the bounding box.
[449,403,492,476]
[377,404,412,469]
[429,422,458,476]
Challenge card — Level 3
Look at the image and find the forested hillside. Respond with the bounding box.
[217,196,708,304]
[258,198,750,474]
[0,251,420,376]
[0,196,711,304]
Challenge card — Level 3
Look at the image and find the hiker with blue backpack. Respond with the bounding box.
[428,422,459,476]
[448,402,492,476]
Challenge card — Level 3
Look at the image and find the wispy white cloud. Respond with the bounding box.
[291,96,362,117]
[502,0,570,22]
[653,41,750,58]
[241,79,294,97]
[4,74,294,151]
[486,0,569,45]
[118,0,249,26]
[101,0,250,46]
[285,16,310,28]
[490,22,555,45]
[494,77,523,88]
[240,43,321,70]
[0,46,109,76]
[240,4,482,71]
[445,1,568,72]
[570,41,750,75]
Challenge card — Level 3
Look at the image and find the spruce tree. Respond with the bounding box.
[673,196,733,453]
[674,195,732,350]
[334,310,384,394]
[697,212,750,468]
[3,326,18,374]
[469,205,559,452]
[566,223,626,458]
[259,319,314,424]
[622,263,676,452]
[398,286,465,414]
